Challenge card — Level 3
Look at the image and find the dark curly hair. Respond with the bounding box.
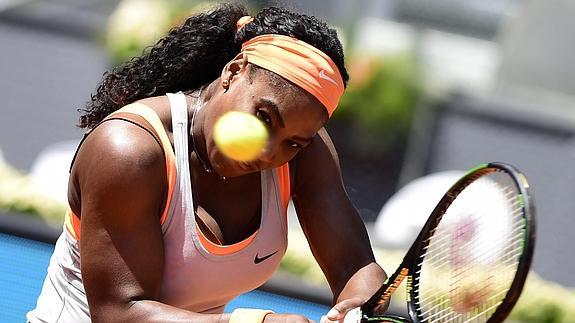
[79,3,349,129]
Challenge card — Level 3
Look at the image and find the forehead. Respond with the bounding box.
[246,69,328,127]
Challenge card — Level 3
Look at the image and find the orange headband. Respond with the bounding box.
[238,19,344,117]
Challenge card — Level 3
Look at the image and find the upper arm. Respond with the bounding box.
[291,128,376,298]
[73,120,167,320]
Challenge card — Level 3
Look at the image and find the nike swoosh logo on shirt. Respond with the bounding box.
[254,250,279,264]
[319,69,338,85]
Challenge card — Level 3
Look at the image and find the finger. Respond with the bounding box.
[373,299,390,314]
[327,297,364,320]
[342,307,362,323]
[320,314,339,323]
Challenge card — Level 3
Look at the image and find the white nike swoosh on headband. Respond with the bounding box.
[319,69,338,85]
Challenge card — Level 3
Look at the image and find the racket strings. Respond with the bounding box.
[414,172,526,322]
[416,206,522,292]
[420,187,521,254]
[423,188,520,320]
[419,203,521,275]
[419,177,520,263]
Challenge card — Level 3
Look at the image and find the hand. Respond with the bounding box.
[320,296,389,323]
[320,297,363,323]
[264,313,315,322]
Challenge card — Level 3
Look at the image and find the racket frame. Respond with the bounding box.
[359,162,536,323]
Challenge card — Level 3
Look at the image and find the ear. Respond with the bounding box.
[220,53,249,91]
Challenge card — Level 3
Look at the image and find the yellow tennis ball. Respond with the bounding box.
[213,111,269,162]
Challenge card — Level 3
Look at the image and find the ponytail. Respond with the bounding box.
[79,3,248,129]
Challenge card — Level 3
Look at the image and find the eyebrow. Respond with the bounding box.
[259,98,285,128]
[258,98,314,145]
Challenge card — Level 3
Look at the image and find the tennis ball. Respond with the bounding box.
[213,111,269,162]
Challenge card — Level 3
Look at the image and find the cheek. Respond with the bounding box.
[210,91,247,115]
[271,142,299,166]
[279,146,297,161]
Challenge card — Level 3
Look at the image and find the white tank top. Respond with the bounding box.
[27,92,289,322]
[159,92,288,312]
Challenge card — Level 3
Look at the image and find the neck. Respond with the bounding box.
[189,81,219,176]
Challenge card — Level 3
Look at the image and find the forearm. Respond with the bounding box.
[91,299,230,323]
[336,262,388,305]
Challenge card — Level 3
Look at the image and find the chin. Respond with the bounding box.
[211,156,261,178]
[215,167,250,178]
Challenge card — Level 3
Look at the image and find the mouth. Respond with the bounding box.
[211,155,262,177]
[209,142,274,176]
[236,160,262,173]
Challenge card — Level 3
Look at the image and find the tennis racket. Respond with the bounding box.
[344,162,536,323]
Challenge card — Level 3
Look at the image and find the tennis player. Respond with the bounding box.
[27,4,388,323]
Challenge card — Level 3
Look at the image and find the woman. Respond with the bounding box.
[28,4,388,322]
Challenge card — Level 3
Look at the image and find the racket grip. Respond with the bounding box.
[342,307,362,323]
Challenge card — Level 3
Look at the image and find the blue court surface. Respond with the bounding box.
[0,232,329,323]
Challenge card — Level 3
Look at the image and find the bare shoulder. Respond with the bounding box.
[296,128,339,163]
[290,127,343,195]
[70,119,167,216]
[137,95,170,112]
[75,120,165,177]
[136,95,174,127]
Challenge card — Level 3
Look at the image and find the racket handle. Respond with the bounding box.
[342,307,362,323]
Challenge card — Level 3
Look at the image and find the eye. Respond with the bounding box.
[256,109,272,125]
[287,140,302,149]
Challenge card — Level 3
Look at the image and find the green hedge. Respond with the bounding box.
[0,162,65,224]
[335,53,420,154]
[105,0,222,64]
